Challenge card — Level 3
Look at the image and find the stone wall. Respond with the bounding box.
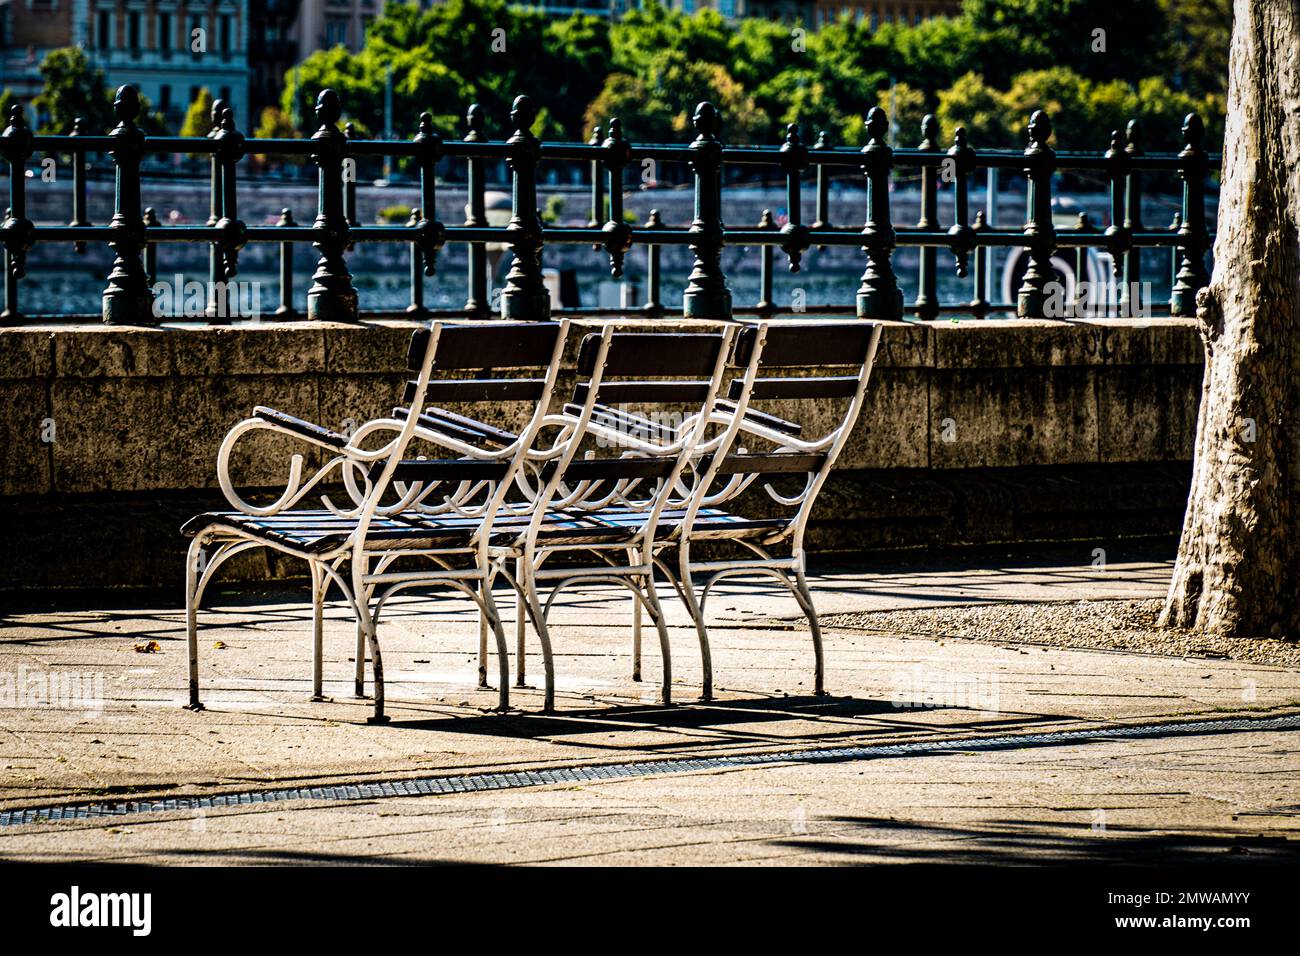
[0,316,1203,591]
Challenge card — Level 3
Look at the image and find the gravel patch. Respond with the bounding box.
[822,599,1300,668]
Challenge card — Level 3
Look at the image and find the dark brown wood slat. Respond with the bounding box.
[571,380,713,405]
[740,376,861,400]
[419,406,518,447]
[564,403,679,443]
[714,397,803,436]
[407,322,562,372]
[404,378,547,404]
[392,407,484,446]
[577,332,725,376]
[542,455,678,483]
[705,452,826,475]
[733,323,875,369]
[381,459,511,483]
[252,406,349,449]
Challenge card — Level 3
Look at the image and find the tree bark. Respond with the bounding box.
[1161,0,1300,637]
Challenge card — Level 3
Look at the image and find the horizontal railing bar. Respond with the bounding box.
[31,135,116,152]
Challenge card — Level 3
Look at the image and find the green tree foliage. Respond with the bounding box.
[30,47,168,135]
[179,87,214,138]
[31,47,114,134]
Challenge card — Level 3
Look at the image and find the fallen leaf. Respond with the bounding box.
[133,640,161,654]
[212,641,227,650]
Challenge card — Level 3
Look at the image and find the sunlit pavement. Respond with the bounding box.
[2,546,1298,864]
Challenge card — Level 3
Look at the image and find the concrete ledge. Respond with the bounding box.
[0,317,1203,589]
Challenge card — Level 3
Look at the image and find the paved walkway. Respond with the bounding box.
[2,546,1298,864]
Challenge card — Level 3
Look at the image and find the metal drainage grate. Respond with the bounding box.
[4,712,1297,828]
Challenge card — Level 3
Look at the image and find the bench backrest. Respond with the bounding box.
[687,320,883,551]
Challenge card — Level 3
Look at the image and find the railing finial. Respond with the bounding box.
[1125,118,1142,151]
[510,94,537,134]
[865,106,889,144]
[112,85,140,124]
[209,96,226,130]
[465,103,484,138]
[315,89,342,129]
[1027,109,1052,148]
[692,101,719,137]
[920,113,939,148]
[1181,112,1204,148]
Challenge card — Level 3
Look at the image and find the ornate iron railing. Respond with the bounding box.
[0,85,1216,326]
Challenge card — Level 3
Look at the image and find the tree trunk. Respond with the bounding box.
[1161,0,1300,637]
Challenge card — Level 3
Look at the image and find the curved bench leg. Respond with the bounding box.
[514,559,528,688]
[480,582,510,711]
[792,566,825,696]
[629,548,643,682]
[677,561,713,701]
[353,621,367,698]
[477,604,490,689]
[309,562,326,701]
[518,567,555,712]
[184,536,206,712]
[361,609,388,724]
[639,576,673,706]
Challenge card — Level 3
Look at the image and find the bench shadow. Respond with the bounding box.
[775,816,1300,864]
[380,693,1067,755]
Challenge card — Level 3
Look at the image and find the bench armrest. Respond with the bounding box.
[253,406,350,450]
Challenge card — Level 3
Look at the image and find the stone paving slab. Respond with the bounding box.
[1,551,1298,864]
[2,729,1296,865]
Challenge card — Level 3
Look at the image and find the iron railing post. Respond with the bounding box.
[812,129,831,231]
[1121,120,1144,316]
[683,101,731,320]
[914,114,940,319]
[212,106,248,320]
[343,122,360,248]
[757,209,776,314]
[600,118,633,276]
[588,125,604,234]
[1017,110,1057,318]
[412,111,445,297]
[969,210,988,318]
[778,123,810,273]
[276,208,297,318]
[1102,128,1130,318]
[70,117,89,254]
[857,107,902,320]
[102,86,152,326]
[1171,113,1210,317]
[143,207,159,286]
[306,89,358,323]
[204,97,225,321]
[0,103,34,325]
[643,208,663,316]
[947,126,975,286]
[501,95,549,321]
[464,104,489,317]
[1074,212,1092,315]
[407,207,426,315]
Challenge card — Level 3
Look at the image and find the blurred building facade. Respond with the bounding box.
[0,0,962,131]
[0,0,251,129]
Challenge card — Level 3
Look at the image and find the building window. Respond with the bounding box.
[97,9,112,49]
[158,12,172,51]
[128,11,141,51]
[219,15,231,53]
[159,84,171,113]
[325,18,348,47]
